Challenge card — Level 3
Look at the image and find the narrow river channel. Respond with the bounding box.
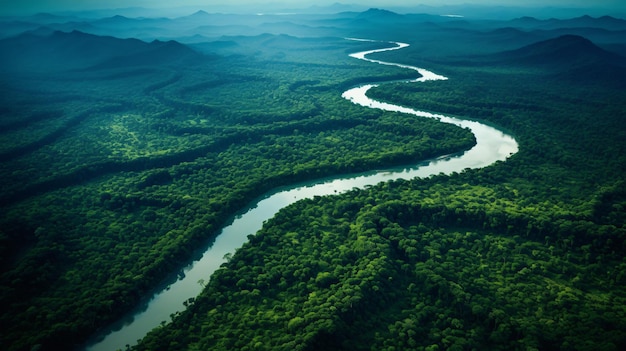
[84,38,518,351]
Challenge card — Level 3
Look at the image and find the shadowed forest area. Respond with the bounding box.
[1,7,625,351]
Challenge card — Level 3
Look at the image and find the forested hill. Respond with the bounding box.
[0,30,203,73]
[496,34,625,66]
[494,35,626,86]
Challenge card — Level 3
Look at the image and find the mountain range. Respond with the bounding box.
[1,9,625,87]
[1,10,625,45]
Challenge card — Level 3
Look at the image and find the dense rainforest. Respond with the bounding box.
[1,7,625,351]
[134,36,626,351]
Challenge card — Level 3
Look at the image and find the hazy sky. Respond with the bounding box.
[1,0,625,16]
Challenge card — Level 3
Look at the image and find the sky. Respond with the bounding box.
[1,0,625,16]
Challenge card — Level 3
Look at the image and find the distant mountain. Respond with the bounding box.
[561,15,626,30]
[173,10,217,26]
[330,8,408,27]
[26,12,83,24]
[0,30,203,73]
[91,14,144,27]
[483,27,545,47]
[92,38,204,69]
[509,16,542,26]
[356,8,404,20]
[495,35,626,86]
[61,6,181,19]
[86,15,173,38]
[185,10,211,19]
[304,3,369,14]
[92,14,171,26]
[508,15,626,31]
[497,34,623,66]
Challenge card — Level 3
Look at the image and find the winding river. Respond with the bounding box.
[85,39,518,351]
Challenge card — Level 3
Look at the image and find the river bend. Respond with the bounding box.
[85,39,518,351]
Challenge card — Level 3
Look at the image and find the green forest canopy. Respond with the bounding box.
[0,11,625,351]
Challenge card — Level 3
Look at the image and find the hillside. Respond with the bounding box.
[497,34,623,65]
[493,35,626,86]
[0,30,203,73]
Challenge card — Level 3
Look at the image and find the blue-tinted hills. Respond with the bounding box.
[0,30,204,73]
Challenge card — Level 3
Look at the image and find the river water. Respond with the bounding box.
[84,39,518,351]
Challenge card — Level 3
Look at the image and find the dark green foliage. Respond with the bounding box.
[136,177,626,351]
[135,29,626,351]
[1,10,625,351]
[0,32,471,350]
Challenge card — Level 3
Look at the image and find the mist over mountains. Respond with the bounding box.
[1,6,624,147]
[2,6,624,79]
[2,6,626,41]
[3,1,625,19]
